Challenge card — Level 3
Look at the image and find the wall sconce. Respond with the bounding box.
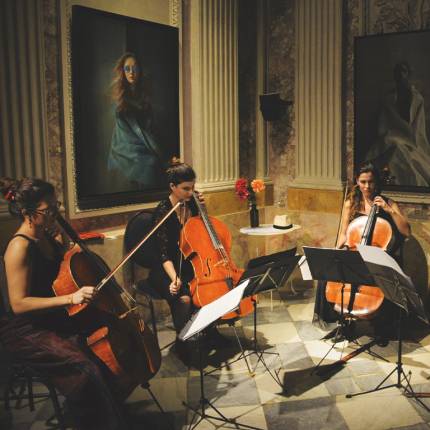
[259,93,293,121]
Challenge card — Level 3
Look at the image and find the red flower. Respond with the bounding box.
[235,178,250,201]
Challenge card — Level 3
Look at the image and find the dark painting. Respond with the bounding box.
[355,30,430,192]
[71,6,179,210]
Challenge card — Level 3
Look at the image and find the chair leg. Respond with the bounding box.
[3,373,15,411]
[26,375,35,411]
[148,297,158,342]
[44,379,66,430]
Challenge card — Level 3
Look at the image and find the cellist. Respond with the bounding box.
[144,158,229,360]
[145,159,196,337]
[336,162,410,250]
[0,177,126,430]
[313,162,410,333]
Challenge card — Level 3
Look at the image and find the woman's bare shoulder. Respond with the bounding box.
[5,236,31,264]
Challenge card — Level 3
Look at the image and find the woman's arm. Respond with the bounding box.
[336,200,352,249]
[5,238,95,315]
[374,197,411,237]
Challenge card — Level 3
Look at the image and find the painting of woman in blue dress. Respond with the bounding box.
[108,52,165,188]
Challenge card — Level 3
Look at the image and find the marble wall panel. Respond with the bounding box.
[238,0,258,179]
[266,0,296,205]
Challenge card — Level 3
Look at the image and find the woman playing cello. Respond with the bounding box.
[336,162,410,250]
[313,162,410,331]
[146,159,197,336]
[0,177,126,429]
[145,159,230,359]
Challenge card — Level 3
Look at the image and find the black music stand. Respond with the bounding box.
[305,245,430,409]
[179,281,263,430]
[344,245,429,410]
[239,251,301,387]
[303,246,382,372]
[203,250,300,386]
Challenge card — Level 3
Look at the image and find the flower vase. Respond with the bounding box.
[249,203,259,228]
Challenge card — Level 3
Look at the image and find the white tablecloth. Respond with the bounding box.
[239,224,301,236]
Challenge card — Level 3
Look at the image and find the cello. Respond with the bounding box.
[52,212,162,399]
[325,201,394,319]
[179,192,254,320]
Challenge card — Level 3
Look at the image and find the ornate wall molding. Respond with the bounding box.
[170,0,181,27]
[293,0,343,191]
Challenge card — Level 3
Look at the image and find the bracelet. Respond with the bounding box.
[68,294,73,305]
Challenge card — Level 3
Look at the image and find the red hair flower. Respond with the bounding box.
[4,190,15,201]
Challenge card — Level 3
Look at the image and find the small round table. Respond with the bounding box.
[239,224,301,236]
[239,224,302,309]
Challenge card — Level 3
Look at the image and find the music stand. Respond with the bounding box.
[178,280,263,430]
[303,246,382,372]
[202,251,300,386]
[239,252,301,386]
[344,245,429,410]
[304,245,430,409]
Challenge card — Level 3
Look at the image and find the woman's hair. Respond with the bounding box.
[348,161,382,220]
[0,177,55,220]
[166,157,196,185]
[111,52,148,113]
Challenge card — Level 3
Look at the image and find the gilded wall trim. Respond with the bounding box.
[59,0,182,218]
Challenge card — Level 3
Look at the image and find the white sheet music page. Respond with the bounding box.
[298,255,312,281]
[178,279,250,341]
[356,245,413,288]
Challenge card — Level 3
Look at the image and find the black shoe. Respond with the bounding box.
[173,339,190,363]
[204,326,234,347]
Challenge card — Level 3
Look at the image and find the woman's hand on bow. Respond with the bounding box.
[71,286,97,305]
[169,278,182,296]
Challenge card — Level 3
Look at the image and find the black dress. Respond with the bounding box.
[148,199,198,300]
[0,234,126,430]
[147,198,199,333]
[312,201,405,330]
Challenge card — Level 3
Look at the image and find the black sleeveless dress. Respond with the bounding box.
[0,234,126,429]
[312,200,405,330]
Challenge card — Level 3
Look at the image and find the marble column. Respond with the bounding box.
[188,0,239,191]
[294,0,343,191]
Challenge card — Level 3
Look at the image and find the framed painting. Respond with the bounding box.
[62,5,180,214]
[355,30,430,194]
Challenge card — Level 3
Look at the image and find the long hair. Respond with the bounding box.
[166,158,196,185]
[0,177,55,220]
[111,52,149,113]
[348,162,382,221]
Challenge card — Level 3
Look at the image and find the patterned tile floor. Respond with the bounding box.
[2,283,430,430]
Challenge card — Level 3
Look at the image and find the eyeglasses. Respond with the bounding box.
[123,65,138,74]
[34,201,61,217]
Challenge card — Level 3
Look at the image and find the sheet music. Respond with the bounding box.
[178,279,250,341]
[298,255,313,281]
[357,245,413,288]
